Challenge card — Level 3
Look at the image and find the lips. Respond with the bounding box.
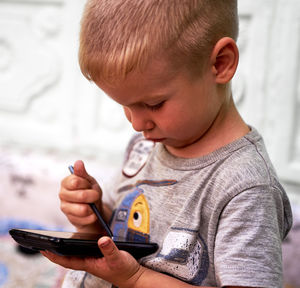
[146,138,166,143]
[143,131,165,142]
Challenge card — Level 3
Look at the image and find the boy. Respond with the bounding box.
[42,0,293,287]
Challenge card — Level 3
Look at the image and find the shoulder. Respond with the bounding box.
[206,128,290,214]
[216,128,278,190]
[213,129,292,238]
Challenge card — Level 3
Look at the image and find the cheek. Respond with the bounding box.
[163,107,199,136]
[157,107,188,132]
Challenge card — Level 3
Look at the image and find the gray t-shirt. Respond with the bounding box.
[63,127,292,288]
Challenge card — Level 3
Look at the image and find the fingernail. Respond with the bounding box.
[99,238,110,248]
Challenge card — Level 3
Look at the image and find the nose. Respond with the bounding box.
[124,107,154,132]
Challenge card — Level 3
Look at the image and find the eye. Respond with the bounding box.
[145,101,165,111]
[133,211,142,227]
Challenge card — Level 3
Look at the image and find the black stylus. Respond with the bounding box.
[68,165,114,239]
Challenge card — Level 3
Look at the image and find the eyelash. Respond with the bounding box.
[145,101,165,111]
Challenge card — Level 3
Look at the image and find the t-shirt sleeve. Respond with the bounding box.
[214,185,285,288]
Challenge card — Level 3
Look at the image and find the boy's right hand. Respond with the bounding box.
[59,160,104,233]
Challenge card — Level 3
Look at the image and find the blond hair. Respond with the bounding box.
[79,0,238,85]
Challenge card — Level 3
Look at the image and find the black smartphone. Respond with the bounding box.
[9,229,158,259]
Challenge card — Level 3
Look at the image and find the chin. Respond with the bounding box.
[164,140,187,149]
[165,138,199,149]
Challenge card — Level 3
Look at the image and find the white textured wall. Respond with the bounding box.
[0,0,133,168]
[233,0,300,204]
[0,0,299,203]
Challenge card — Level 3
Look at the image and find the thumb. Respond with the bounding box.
[98,237,141,286]
[73,160,101,190]
[73,160,91,179]
[98,237,120,263]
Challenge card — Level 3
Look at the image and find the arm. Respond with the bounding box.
[42,236,213,288]
[42,236,253,288]
[131,266,213,288]
[131,268,253,288]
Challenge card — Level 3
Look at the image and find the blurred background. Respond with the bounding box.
[0,0,299,287]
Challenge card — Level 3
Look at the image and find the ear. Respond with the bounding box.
[210,37,239,84]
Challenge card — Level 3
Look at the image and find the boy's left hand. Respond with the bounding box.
[41,236,144,288]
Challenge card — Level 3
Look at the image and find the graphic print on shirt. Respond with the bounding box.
[110,180,209,285]
[110,180,177,242]
[145,227,209,285]
[122,137,155,177]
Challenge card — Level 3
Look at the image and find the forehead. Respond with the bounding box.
[97,57,185,104]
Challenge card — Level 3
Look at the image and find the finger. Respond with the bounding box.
[73,160,101,191]
[59,188,100,203]
[66,212,98,227]
[97,237,141,286]
[60,201,94,217]
[98,237,121,264]
[41,251,87,271]
[61,175,91,191]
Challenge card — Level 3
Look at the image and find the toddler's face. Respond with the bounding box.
[96,57,224,157]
